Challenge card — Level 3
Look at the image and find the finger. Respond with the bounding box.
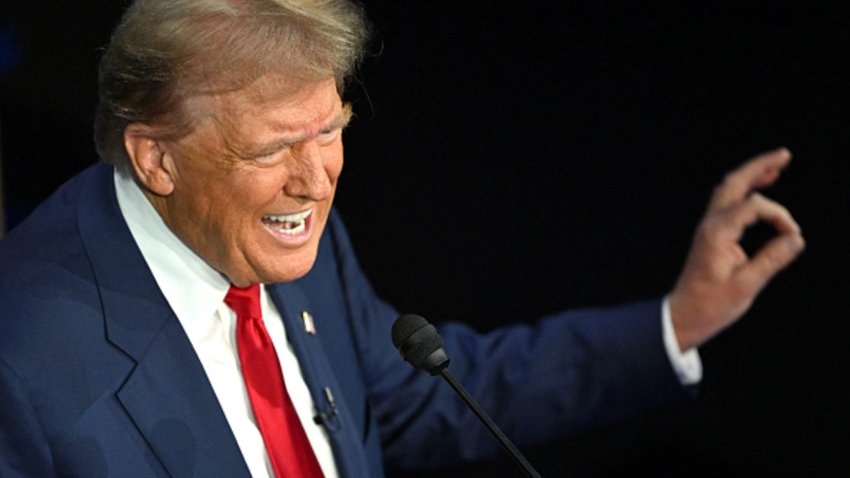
[719,193,802,241]
[708,147,792,212]
[734,232,805,295]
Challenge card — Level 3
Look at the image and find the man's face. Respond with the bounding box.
[153,77,349,286]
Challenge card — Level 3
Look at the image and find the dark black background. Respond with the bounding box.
[2,1,848,476]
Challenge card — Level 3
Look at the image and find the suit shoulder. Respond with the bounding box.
[0,166,104,364]
[0,164,103,261]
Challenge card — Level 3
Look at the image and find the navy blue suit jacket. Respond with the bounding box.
[0,163,690,477]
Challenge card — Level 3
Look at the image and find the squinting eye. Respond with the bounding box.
[316,128,341,144]
[252,149,287,166]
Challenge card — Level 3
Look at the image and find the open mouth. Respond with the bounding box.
[262,209,312,236]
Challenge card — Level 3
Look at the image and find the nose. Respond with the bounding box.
[284,140,336,201]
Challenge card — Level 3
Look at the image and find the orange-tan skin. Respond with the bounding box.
[125,76,349,288]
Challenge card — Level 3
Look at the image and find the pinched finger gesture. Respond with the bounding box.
[669,148,805,351]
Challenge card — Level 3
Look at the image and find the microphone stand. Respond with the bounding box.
[440,369,543,478]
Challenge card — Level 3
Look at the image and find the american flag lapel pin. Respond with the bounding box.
[301,310,316,335]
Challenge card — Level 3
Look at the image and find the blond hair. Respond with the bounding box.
[94,0,370,169]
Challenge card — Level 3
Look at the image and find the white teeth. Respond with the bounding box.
[264,209,312,223]
[263,209,311,235]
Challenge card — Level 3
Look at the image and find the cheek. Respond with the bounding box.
[221,164,289,206]
[176,173,277,231]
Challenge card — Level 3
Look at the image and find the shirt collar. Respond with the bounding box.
[114,168,231,332]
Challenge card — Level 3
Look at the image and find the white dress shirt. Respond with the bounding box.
[114,170,339,478]
[661,298,702,384]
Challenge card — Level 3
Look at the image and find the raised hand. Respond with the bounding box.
[668,147,805,351]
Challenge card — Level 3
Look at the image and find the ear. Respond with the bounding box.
[124,124,176,196]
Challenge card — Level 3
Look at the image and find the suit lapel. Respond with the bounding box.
[268,282,372,478]
[114,315,251,478]
[76,164,250,478]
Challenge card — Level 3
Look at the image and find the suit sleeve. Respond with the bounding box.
[325,211,693,472]
[0,356,57,477]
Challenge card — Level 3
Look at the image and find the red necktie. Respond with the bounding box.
[225,284,324,478]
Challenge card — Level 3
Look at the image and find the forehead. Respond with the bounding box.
[208,75,342,134]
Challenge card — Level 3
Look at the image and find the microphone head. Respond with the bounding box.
[392,314,450,375]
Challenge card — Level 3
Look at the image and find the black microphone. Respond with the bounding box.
[391,314,543,478]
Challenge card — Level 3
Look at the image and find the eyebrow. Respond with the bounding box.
[241,103,353,158]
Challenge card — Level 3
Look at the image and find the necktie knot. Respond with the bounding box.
[224,284,261,321]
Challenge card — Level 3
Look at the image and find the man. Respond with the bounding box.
[0,0,804,477]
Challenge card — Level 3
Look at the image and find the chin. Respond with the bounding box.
[259,250,319,284]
